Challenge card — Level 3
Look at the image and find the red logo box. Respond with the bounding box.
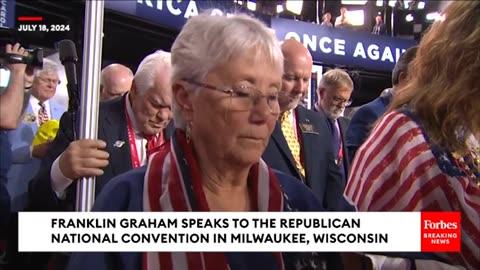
[421,212,461,252]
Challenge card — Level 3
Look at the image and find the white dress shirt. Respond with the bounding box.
[335,15,350,28]
[29,95,51,125]
[28,96,52,157]
[124,93,149,165]
[50,94,148,198]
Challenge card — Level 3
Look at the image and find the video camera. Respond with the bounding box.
[0,28,35,116]
[0,47,43,67]
[0,27,44,68]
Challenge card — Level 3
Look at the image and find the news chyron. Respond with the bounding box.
[16,16,71,33]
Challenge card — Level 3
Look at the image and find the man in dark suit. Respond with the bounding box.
[23,51,174,269]
[29,51,174,212]
[345,46,418,162]
[262,39,349,212]
[314,69,354,183]
[372,16,387,35]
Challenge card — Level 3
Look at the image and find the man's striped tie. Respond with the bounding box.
[38,102,49,125]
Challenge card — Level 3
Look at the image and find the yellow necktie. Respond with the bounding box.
[280,110,305,178]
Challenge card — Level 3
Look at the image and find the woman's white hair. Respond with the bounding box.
[170,12,283,130]
[134,50,171,95]
[35,58,59,78]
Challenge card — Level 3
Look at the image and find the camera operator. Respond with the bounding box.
[0,43,33,129]
[0,42,34,254]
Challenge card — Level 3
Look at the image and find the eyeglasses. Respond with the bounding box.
[332,96,352,107]
[38,77,61,85]
[184,79,281,114]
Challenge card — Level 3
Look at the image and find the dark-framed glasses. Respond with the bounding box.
[332,96,352,107]
[184,79,281,114]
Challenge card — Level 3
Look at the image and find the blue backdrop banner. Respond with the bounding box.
[105,0,256,31]
[271,17,417,72]
[0,0,15,29]
[105,1,417,72]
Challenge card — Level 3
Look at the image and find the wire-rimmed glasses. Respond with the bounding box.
[184,79,281,114]
[332,96,352,107]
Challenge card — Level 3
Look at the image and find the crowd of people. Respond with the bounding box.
[321,7,388,35]
[0,1,478,269]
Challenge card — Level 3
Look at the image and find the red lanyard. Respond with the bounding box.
[336,123,344,160]
[124,99,141,168]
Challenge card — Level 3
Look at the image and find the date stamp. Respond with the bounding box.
[18,24,71,32]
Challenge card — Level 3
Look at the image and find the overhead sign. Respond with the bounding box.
[0,0,15,29]
[105,0,254,31]
[104,1,416,72]
[271,18,417,72]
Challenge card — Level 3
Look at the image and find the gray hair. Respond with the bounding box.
[171,12,283,129]
[35,58,59,78]
[318,68,354,92]
[134,50,171,95]
[392,46,417,86]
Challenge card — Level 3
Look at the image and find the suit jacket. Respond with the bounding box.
[313,107,351,180]
[6,100,65,211]
[27,95,174,212]
[262,106,351,211]
[372,23,387,35]
[345,89,393,162]
[337,116,351,176]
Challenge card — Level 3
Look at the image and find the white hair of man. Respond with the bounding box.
[318,68,354,93]
[34,58,60,78]
[133,50,171,95]
[170,12,283,130]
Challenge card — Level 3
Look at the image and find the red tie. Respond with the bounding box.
[145,133,164,159]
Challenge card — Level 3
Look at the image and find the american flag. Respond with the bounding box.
[142,131,285,270]
[344,111,480,270]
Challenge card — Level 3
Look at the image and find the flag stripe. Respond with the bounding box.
[143,131,285,270]
[348,113,409,201]
[345,111,480,270]
[357,127,424,209]
[369,144,433,210]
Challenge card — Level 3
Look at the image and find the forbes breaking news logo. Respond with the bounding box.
[421,212,461,252]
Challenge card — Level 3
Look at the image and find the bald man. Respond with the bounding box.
[100,64,133,101]
[262,39,351,212]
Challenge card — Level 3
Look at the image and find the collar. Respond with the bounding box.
[30,95,47,105]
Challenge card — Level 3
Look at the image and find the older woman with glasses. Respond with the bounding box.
[67,13,337,270]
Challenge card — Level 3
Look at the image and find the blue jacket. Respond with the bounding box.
[7,100,65,211]
[345,90,393,162]
[66,167,343,270]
